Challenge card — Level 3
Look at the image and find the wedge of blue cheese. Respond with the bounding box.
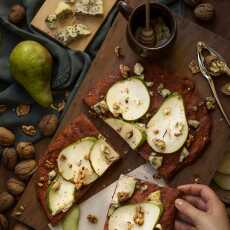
[55,24,91,45]
[75,0,104,16]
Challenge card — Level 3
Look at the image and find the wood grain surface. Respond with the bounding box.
[31,0,117,51]
[2,0,230,229]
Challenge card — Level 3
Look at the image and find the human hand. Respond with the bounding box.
[174,184,230,230]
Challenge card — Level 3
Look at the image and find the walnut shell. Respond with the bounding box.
[8,4,26,25]
[184,0,201,7]
[2,147,18,170]
[38,114,58,137]
[0,192,15,212]
[7,178,25,196]
[13,223,31,230]
[16,142,35,159]
[194,3,215,21]
[0,214,8,230]
[14,160,37,180]
[0,127,15,146]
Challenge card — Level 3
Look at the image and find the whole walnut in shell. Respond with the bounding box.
[0,214,8,230]
[16,142,35,159]
[0,127,15,146]
[7,178,25,196]
[0,192,15,212]
[184,0,201,7]
[8,4,26,25]
[194,3,215,21]
[13,223,31,230]
[14,160,37,180]
[2,147,18,170]
[38,114,58,137]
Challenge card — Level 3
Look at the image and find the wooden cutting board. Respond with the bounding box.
[31,0,117,51]
[13,1,230,229]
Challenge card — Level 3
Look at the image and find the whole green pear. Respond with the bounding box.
[9,40,53,107]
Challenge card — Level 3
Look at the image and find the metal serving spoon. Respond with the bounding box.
[197,41,230,128]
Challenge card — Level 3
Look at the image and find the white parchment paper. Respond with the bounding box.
[49,163,165,230]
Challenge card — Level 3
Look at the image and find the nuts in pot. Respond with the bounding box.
[0,214,8,230]
[194,3,215,21]
[16,104,30,117]
[184,0,201,7]
[21,125,37,136]
[0,127,15,146]
[0,191,15,212]
[38,114,58,137]
[14,160,37,180]
[16,142,35,159]
[7,178,25,196]
[8,4,26,25]
[2,147,18,170]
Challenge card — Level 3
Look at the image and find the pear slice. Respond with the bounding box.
[111,175,137,205]
[106,78,150,121]
[108,203,161,230]
[214,172,230,191]
[89,139,120,176]
[62,205,80,230]
[47,176,75,216]
[105,118,146,149]
[57,137,98,185]
[217,154,230,175]
[146,93,189,154]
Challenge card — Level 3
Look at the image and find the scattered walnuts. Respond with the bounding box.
[0,192,15,212]
[16,142,35,159]
[2,147,18,170]
[21,125,37,136]
[7,178,25,196]
[38,114,58,136]
[0,214,8,230]
[16,104,30,117]
[8,4,26,25]
[0,127,15,146]
[14,160,37,180]
[194,3,215,21]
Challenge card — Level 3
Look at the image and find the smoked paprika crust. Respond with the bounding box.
[37,114,100,225]
[104,180,180,230]
[84,64,211,180]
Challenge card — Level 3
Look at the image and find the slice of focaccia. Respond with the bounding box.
[37,114,120,225]
[104,175,179,230]
[75,0,104,15]
[84,63,211,180]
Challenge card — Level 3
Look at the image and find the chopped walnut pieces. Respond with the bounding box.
[92,100,108,114]
[0,105,8,113]
[87,214,98,224]
[186,134,194,148]
[50,100,65,112]
[48,170,56,181]
[114,46,123,57]
[179,147,190,162]
[16,104,30,116]
[21,125,37,136]
[39,176,45,182]
[174,122,184,136]
[45,160,55,170]
[145,81,154,87]
[205,96,216,110]
[120,64,130,78]
[157,83,171,98]
[188,119,200,129]
[133,206,144,226]
[155,223,163,230]
[74,166,86,190]
[117,192,130,203]
[154,139,166,151]
[189,59,200,74]
[149,154,163,170]
[37,182,43,187]
[133,63,144,76]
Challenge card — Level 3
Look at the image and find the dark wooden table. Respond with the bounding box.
[1,0,230,229]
